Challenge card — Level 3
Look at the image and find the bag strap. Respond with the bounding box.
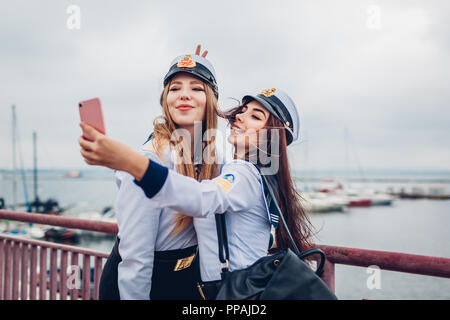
[261,174,327,275]
[214,169,300,273]
[260,174,301,256]
[215,214,230,273]
[214,170,327,276]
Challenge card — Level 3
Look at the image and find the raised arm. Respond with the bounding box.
[78,123,261,216]
[134,159,262,218]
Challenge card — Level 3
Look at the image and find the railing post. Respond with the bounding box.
[50,248,58,300]
[82,255,91,300]
[30,245,38,300]
[60,250,68,300]
[12,241,20,300]
[321,259,335,294]
[21,243,29,300]
[4,239,12,300]
[94,256,102,300]
[39,247,47,300]
[0,239,4,300]
[70,252,79,300]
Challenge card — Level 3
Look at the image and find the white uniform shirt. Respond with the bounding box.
[148,159,271,282]
[115,141,197,299]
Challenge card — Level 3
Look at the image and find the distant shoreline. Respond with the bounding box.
[1,168,450,184]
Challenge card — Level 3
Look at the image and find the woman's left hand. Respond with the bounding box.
[195,44,208,57]
[78,122,149,180]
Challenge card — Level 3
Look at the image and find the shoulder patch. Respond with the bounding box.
[213,173,237,194]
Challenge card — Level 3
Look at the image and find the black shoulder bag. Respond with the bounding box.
[213,174,338,300]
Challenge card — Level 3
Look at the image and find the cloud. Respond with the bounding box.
[0,0,449,170]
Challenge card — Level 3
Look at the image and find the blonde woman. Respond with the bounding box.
[95,46,222,299]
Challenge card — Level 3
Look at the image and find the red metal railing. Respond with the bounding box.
[0,234,108,300]
[1,209,450,299]
[0,210,116,300]
[0,210,117,234]
[316,245,450,293]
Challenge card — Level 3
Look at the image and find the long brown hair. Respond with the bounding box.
[153,81,219,236]
[223,104,315,254]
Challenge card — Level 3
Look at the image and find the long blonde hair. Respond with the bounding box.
[152,81,219,236]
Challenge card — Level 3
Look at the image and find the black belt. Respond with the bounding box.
[114,238,197,270]
[197,279,222,300]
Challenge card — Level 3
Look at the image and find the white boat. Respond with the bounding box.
[64,171,82,179]
[357,189,395,206]
[368,193,395,206]
[0,221,46,240]
[301,192,347,213]
[75,208,116,224]
[27,225,46,239]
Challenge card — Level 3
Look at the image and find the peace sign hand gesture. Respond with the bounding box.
[195,44,208,58]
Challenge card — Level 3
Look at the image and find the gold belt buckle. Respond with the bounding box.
[197,283,206,300]
[173,254,195,271]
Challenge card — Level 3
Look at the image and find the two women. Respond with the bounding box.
[80,48,314,300]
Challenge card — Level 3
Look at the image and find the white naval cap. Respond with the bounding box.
[242,88,300,145]
[164,54,218,98]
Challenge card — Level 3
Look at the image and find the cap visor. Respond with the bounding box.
[164,69,210,86]
[242,95,279,119]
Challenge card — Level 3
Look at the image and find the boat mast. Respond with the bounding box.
[33,131,38,205]
[12,104,17,210]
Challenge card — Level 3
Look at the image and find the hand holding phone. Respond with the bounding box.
[78,98,106,140]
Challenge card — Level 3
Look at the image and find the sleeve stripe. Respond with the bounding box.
[134,160,169,198]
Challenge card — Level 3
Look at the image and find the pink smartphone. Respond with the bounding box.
[79,98,106,140]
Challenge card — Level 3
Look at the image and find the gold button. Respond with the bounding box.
[286,122,290,127]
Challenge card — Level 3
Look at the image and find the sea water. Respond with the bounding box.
[1,169,449,299]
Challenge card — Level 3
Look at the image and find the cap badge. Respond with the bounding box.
[261,88,276,97]
[177,54,196,69]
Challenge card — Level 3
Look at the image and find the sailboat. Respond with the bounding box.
[2,105,78,242]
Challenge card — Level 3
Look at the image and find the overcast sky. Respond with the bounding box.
[1,0,449,172]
